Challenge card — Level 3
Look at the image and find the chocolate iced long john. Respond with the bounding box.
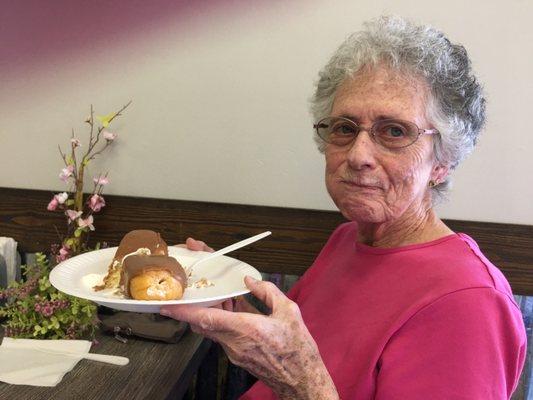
[123,255,187,300]
[97,230,168,291]
[94,229,187,300]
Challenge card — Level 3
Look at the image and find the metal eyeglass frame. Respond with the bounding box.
[313,116,439,149]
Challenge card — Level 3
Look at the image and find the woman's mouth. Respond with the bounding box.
[340,179,382,191]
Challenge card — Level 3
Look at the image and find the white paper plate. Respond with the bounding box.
[49,246,262,313]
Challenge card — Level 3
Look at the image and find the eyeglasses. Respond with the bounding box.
[314,117,439,149]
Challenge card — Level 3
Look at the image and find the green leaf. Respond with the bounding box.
[66,199,75,206]
[74,229,82,238]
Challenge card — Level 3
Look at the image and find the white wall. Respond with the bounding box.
[1,0,532,225]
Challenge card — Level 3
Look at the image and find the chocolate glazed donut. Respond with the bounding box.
[122,255,187,300]
[96,230,168,291]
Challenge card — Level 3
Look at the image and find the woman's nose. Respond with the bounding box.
[346,129,378,170]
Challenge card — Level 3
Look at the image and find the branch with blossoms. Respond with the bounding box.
[47,101,131,262]
[0,104,130,340]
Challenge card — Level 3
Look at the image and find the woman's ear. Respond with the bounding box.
[430,163,450,185]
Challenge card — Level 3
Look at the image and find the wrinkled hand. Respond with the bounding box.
[160,276,338,400]
[176,238,259,314]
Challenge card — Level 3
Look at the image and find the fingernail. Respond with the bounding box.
[246,275,257,282]
[160,309,170,317]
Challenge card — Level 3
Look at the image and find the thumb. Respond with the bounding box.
[186,237,214,252]
[244,275,286,310]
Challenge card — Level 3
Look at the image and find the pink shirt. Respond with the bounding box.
[241,222,526,399]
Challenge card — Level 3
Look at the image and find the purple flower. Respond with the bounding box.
[42,306,53,317]
[57,244,70,262]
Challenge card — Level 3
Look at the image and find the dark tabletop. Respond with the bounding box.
[0,328,211,400]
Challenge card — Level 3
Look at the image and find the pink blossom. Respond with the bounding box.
[93,176,109,186]
[88,194,106,212]
[59,165,74,182]
[57,244,70,262]
[48,192,68,210]
[103,131,117,141]
[65,209,82,223]
[71,138,81,147]
[56,192,68,204]
[78,215,95,231]
[47,196,59,211]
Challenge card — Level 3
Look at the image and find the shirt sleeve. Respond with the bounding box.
[375,287,526,400]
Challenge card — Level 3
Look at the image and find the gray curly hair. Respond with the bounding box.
[310,15,486,201]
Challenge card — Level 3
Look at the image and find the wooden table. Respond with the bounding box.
[0,328,211,400]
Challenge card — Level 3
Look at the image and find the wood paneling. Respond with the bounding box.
[0,327,210,400]
[1,187,532,295]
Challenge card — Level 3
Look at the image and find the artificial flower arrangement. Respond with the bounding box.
[0,102,131,339]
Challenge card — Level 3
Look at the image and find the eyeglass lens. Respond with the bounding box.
[316,117,420,149]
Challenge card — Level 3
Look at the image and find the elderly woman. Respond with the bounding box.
[161,16,526,399]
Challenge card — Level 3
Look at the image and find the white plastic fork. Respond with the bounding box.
[189,231,272,270]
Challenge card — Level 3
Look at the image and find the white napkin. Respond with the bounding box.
[0,338,92,386]
[0,237,19,285]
